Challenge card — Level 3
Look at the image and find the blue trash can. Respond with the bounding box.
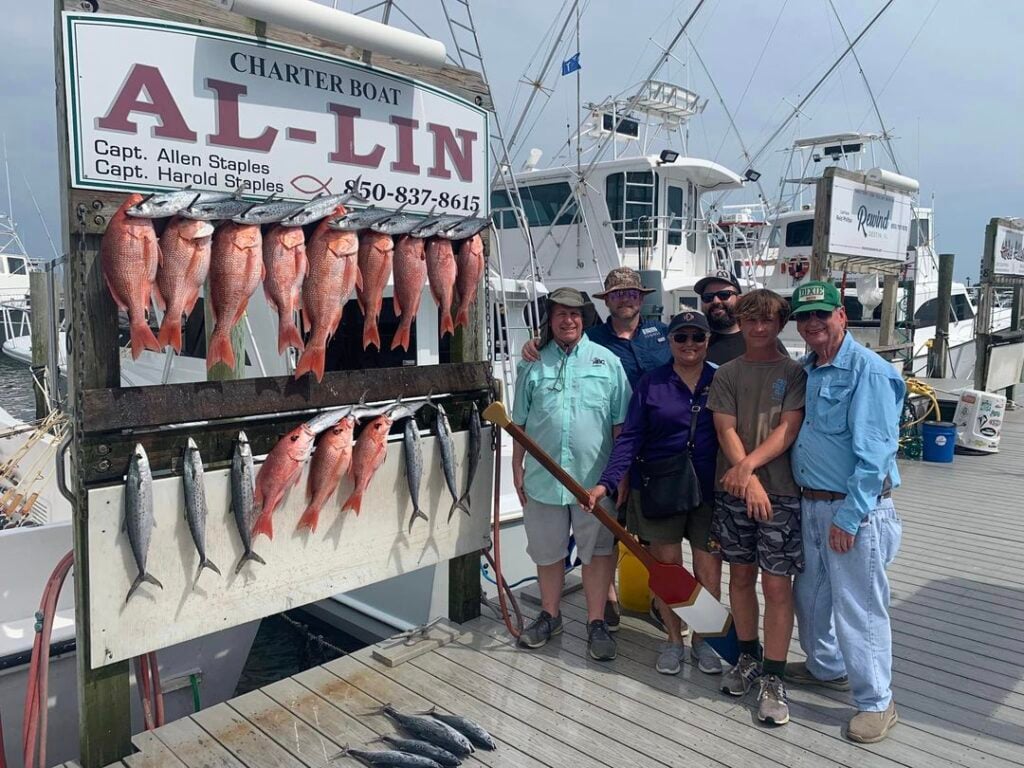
[922,421,956,463]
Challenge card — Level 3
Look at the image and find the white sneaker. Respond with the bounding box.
[656,643,686,675]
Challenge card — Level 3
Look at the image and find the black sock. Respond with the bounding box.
[763,658,786,678]
[738,639,763,660]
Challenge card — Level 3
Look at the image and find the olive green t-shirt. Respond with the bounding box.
[707,356,807,497]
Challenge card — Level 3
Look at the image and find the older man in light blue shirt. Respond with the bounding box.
[511,287,631,660]
[787,281,905,745]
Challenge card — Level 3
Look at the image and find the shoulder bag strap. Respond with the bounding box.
[686,383,710,454]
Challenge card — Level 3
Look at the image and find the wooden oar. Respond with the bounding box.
[483,401,738,664]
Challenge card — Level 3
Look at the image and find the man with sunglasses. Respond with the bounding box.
[695,269,790,364]
[511,287,631,661]
[787,281,905,744]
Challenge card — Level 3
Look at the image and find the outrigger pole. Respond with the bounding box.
[482,401,739,665]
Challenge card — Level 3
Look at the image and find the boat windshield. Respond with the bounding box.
[785,219,814,248]
[491,182,579,229]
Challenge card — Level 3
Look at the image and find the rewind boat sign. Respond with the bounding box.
[62,13,488,213]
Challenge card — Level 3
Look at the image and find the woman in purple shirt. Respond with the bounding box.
[587,311,722,676]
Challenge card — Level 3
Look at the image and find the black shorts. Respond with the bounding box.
[712,492,804,576]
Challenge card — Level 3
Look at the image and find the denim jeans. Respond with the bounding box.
[794,497,902,711]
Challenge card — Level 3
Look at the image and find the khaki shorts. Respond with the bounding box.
[626,492,715,551]
[522,498,616,566]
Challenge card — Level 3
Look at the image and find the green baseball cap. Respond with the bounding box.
[790,281,842,315]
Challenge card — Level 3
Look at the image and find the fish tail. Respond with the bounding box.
[157,314,183,353]
[390,319,411,352]
[455,305,470,330]
[206,329,236,370]
[296,504,321,534]
[129,319,161,360]
[293,342,326,382]
[125,571,163,604]
[251,509,275,540]
[457,492,472,514]
[341,489,363,516]
[408,507,428,532]
[194,558,222,585]
[278,318,305,355]
[235,550,266,575]
[440,308,455,337]
[362,318,381,351]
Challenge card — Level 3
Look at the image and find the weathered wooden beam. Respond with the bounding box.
[29,271,51,419]
[80,361,491,433]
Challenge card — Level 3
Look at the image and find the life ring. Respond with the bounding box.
[786,258,810,280]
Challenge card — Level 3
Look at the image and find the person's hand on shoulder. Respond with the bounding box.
[521,336,542,363]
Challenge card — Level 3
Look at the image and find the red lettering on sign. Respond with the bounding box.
[97,64,197,141]
[426,123,476,182]
[205,78,278,152]
[390,116,420,174]
[328,104,385,168]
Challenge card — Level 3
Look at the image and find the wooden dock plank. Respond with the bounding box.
[261,675,382,751]
[124,732,188,768]
[150,716,246,768]
[190,703,306,768]
[323,651,586,767]
[227,689,340,767]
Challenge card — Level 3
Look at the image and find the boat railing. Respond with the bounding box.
[0,295,31,341]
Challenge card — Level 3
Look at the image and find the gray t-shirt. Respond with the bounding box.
[707,356,807,497]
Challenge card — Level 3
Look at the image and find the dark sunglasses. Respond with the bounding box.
[607,288,641,302]
[701,290,738,303]
[671,331,707,344]
[795,309,836,322]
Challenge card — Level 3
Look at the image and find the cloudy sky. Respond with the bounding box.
[3,1,1022,281]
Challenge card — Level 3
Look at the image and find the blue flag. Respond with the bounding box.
[561,53,581,76]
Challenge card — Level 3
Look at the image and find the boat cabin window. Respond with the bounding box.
[952,293,974,321]
[667,185,685,246]
[490,183,579,230]
[605,171,659,247]
[914,298,955,326]
[8,256,27,275]
[909,218,930,249]
[785,220,814,248]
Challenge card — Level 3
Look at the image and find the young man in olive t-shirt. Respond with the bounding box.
[707,289,806,727]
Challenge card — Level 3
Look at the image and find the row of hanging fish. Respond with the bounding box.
[123,398,482,603]
[100,188,489,381]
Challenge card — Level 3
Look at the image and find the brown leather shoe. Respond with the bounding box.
[846,701,898,743]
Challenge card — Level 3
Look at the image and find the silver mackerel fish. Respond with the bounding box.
[125,443,163,603]
[231,431,265,574]
[183,437,221,583]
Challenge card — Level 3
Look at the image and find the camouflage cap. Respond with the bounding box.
[592,267,656,298]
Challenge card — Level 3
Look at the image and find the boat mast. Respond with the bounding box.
[575,1,582,269]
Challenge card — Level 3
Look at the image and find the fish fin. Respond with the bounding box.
[355,265,363,293]
[207,330,236,371]
[392,289,403,318]
[340,489,362,516]
[440,309,455,338]
[152,283,167,312]
[183,286,202,317]
[293,343,326,382]
[457,492,472,513]
[390,320,411,353]
[194,558,222,585]
[126,572,163,604]
[362,319,380,351]
[296,504,320,534]
[278,320,305,355]
[455,305,470,330]
[157,315,183,354]
[407,507,428,532]
[251,509,275,540]
[130,319,161,360]
[262,285,280,314]
[234,550,266,575]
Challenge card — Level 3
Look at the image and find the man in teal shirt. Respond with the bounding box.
[511,287,631,660]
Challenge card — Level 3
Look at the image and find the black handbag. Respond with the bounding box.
[637,386,707,519]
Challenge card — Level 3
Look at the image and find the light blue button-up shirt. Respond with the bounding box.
[512,335,631,505]
[792,333,906,534]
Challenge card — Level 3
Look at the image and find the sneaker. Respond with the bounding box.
[518,611,562,649]
[691,636,722,675]
[646,598,690,637]
[757,675,790,726]
[587,619,617,661]
[846,701,898,743]
[604,600,621,633]
[785,661,851,691]
[721,652,762,696]
[655,643,686,675]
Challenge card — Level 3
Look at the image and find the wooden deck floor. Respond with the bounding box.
[104,409,1024,768]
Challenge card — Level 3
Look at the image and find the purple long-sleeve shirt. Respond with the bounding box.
[598,361,719,502]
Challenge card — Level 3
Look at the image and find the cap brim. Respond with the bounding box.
[791,302,839,315]
[694,277,740,295]
[593,287,657,298]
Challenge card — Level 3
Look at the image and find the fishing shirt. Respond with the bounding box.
[587,317,670,388]
[512,335,631,505]
[598,361,719,502]
[792,333,906,534]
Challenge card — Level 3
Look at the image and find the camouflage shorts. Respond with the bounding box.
[712,492,804,576]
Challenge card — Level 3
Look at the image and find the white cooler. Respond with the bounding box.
[952,389,1007,454]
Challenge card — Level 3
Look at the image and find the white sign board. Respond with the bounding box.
[87,428,493,668]
[826,175,913,263]
[993,222,1024,277]
[63,13,488,213]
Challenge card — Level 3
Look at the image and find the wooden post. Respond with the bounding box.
[878,275,899,347]
[29,271,51,419]
[809,168,835,282]
[1008,286,1023,403]
[974,220,999,390]
[930,253,955,378]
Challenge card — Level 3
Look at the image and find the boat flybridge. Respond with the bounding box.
[490,80,746,323]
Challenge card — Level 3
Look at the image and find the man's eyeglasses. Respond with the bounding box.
[671,331,707,344]
[795,309,836,322]
[607,288,641,302]
[701,290,738,303]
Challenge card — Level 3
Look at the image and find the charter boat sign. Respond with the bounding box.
[825,174,912,264]
[62,13,488,214]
